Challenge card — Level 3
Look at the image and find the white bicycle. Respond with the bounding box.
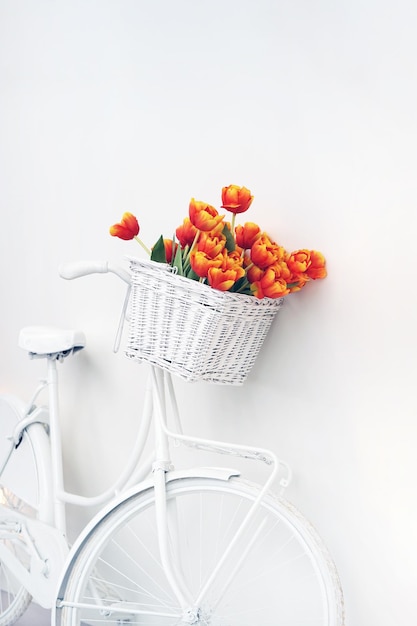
[0,260,344,626]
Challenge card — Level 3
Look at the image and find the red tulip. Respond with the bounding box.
[109,212,139,240]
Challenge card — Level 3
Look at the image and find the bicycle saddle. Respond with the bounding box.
[18,326,86,357]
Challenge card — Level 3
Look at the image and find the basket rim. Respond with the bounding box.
[126,255,284,308]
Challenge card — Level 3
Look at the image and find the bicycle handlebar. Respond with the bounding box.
[59,260,131,285]
[59,260,132,353]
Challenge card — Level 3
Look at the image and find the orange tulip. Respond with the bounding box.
[190,251,223,278]
[235,222,261,249]
[248,260,290,288]
[208,266,245,292]
[221,185,254,214]
[197,232,226,258]
[246,262,264,284]
[189,198,224,232]
[109,212,139,240]
[250,235,284,269]
[276,259,292,282]
[176,217,198,247]
[306,250,327,280]
[251,265,290,299]
[221,249,244,271]
[286,249,311,274]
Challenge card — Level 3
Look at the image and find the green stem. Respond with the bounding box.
[184,230,201,265]
[134,236,151,256]
[231,213,236,238]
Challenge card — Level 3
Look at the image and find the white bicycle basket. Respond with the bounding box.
[125,257,282,385]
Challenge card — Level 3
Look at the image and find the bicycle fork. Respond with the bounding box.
[149,366,292,623]
[151,368,194,612]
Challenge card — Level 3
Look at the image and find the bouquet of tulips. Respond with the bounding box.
[110,185,327,299]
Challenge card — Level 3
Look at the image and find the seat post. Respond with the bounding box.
[46,356,67,536]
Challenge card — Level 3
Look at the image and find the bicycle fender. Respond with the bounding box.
[166,467,241,482]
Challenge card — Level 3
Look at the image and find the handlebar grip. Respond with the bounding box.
[59,260,110,280]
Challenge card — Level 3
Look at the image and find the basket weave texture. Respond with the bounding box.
[126,258,282,385]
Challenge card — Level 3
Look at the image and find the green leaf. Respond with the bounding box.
[229,275,252,295]
[172,243,184,275]
[222,224,236,252]
[186,268,200,281]
[150,235,167,263]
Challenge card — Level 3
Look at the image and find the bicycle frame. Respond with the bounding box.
[0,261,292,615]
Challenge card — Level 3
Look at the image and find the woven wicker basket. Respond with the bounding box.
[125,257,282,385]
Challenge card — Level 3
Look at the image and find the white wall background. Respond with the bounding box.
[1,1,416,624]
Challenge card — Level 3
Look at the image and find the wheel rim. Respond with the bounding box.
[57,478,342,626]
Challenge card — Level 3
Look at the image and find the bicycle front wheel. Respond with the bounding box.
[55,476,344,626]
